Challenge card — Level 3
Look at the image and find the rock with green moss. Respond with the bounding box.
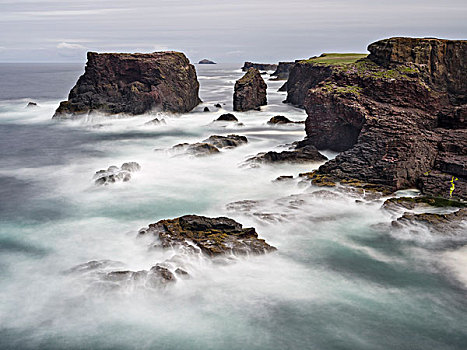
[383,196,466,211]
[392,208,467,234]
[138,215,276,256]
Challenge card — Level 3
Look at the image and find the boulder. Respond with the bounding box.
[53,51,201,118]
[26,102,38,108]
[267,115,304,125]
[215,113,238,122]
[138,215,276,256]
[233,68,267,112]
[203,107,210,112]
[214,103,222,108]
[202,134,248,148]
[94,162,141,185]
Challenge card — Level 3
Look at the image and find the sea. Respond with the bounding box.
[0,62,466,350]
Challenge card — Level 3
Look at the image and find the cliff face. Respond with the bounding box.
[298,37,466,199]
[242,62,277,72]
[270,62,295,80]
[233,68,267,111]
[54,51,201,117]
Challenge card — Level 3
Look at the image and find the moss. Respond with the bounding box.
[300,53,368,65]
[299,171,337,187]
[339,178,393,195]
[338,58,420,81]
[321,83,362,96]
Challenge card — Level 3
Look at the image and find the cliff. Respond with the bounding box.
[294,38,466,200]
[53,51,201,117]
[233,68,267,111]
[242,62,277,72]
[270,61,296,80]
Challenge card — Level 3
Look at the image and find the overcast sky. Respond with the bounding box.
[0,0,466,63]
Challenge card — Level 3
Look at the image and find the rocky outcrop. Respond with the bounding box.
[267,115,304,125]
[215,113,238,122]
[247,144,327,164]
[53,51,201,118]
[233,68,267,111]
[296,37,466,200]
[198,59,216,64]
[172,134,248,156]
[242,62,277,72]
[94,162,141,185]
[392,208,467,234]
[270,62,295,80]
[138,215,276,256]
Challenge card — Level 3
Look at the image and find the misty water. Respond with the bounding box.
[0,63,466,350]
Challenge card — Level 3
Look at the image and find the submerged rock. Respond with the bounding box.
[145,117,166,125]
[233,68,267,112]
[215,113,238,122]
[94,162,141,185]
[53,51,201,118]
[203,107,210,112]
[392,208,467,234]
[138,215,276,256]
[26,102,38,108]
[214,103,222,108]
[202,134,247,148]
[267,115,304,125]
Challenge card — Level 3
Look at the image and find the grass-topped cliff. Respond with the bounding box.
[300,53,368,65]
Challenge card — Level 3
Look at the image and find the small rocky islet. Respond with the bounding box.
[57,36,465,290]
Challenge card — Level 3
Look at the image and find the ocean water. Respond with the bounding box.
[0,63,466,350]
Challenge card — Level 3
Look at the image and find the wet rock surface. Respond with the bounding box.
[248,144,327,164]
[233,68,267,112]
[54,51,201,118]
[94,162,141,185]
[172,134,247,156]
[267,115,304,125]
[138,215,276,256]
[392,208,467,234]
[202,134,248,148]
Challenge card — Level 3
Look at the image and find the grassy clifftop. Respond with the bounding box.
[300,53,368,65]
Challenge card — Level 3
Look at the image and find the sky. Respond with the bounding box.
[0,0,466,63]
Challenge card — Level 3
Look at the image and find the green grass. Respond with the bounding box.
[300,53,368,65]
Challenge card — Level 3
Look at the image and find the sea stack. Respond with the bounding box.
[198,59,216,64]
[292,37,466,200]
[233,68,267,112]
[53,51,201,118]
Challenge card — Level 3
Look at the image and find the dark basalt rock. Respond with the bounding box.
[94,162,141,185]
[138,215,276,256]
[215,113,238,122]
[26,102,38,108]
[198,59,216,64]
[202,134,248,148]
[214,103,222,108]
[294,37,467,200]
[53,51,201,118]
[203,107,210,112]
[233,68,267,112]
[242,62,277,72]
[270,62,295,80]
[248,145,327,164]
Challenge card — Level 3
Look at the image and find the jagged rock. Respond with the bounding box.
[248,145,327,164]
[198,59,216,64]
[233,68,267,112]
[202,135,247,148]
[94,162,141,185]
[293,37,467,200]
[203,107,210,112]
[270,62,295,80]
[26,102,37,108]
[215,113,238,122]
[145,117,166,125]
[242,62,277,72]
[392,208,467,234]
[53,51,201,118]
[138,215,276,256]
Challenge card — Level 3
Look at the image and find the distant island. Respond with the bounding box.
[198,59,216,64]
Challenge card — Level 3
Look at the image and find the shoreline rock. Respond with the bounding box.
[53,51,201,118]
[242,62,277,72]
